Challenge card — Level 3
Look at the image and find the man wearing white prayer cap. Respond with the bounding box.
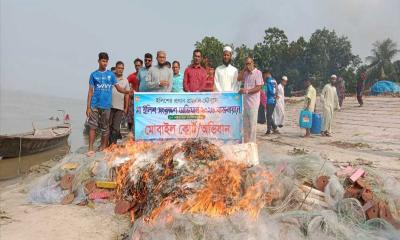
[223,46,232,53]
[272,76,288,128]
[321,74,340,137]
[214,46,239,92]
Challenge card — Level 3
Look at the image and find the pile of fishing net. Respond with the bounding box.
[28,152,112,205]
[112,139,275,220]
[129,153,400,240]
[27,139,400,240]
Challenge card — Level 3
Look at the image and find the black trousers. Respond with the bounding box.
[266,103,277,131]
[109,108,124,145]
[257,104,266,124]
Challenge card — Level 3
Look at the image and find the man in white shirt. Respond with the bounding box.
[109,61,130,145]
[214,46,239,92]
[321,74,340,137]
[272,76,288,128]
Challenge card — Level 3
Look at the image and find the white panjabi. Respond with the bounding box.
[272,83,285,126]
[321,83,340,133]
[214,64,239,92]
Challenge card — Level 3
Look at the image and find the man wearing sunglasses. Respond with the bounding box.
[138,53,153,91]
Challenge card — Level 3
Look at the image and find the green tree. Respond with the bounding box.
[366,38,399,80]
[304,28,359,88]
[193,28,362,92]
[233,44,253,70]
[285,37,308,90]
[194,36,227,67]
[253,27,289,75]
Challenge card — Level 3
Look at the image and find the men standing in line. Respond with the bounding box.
[273,76,288,128]
[138,53,153,91]
[109,61,130,145]
[183,49,207,92]
[303,78,316,137]
[171,61,184,92]
[264,69,279,135]
[145,51,173,92]
[238,57,264,143]
[356,72,366,107]
[321,75,340,137]
[86,52,131,156]
[214,46,239,92]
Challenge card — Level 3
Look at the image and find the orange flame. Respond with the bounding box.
[180,160,274,218]
[107,140,278,223]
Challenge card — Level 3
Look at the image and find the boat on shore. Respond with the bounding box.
[0,124,71,158]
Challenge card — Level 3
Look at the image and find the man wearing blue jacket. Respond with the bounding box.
[264,69,279,135]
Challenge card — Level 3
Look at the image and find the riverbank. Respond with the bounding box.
[1,95,399,240]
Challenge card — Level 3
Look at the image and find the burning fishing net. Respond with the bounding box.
[113,139,275,222]
[27,139,400,239]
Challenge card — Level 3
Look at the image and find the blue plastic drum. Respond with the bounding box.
[311,113,322,134]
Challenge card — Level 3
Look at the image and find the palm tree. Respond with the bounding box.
[366,38,399,79]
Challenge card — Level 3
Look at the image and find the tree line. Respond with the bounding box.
[194,27,400,94]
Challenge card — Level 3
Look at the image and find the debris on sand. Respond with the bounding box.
[329,141,371,149]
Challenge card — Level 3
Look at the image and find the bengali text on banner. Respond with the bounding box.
[133,92,243,142]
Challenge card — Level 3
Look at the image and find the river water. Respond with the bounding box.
[0,90,87,179]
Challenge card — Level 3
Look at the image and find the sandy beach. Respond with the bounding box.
[1,95,399,240]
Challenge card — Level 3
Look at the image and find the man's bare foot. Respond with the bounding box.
[325,133,332,137]
[86,150,95,157]
[302,134,311,138]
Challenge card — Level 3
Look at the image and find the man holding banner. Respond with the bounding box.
[238,57,264,143]
[144,51,173,92]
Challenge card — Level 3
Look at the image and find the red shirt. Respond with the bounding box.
[183,64,207,92]
[203,76,214,91]
[127,72,139,91]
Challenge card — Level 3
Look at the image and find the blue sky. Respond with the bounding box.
[1,0,399,99]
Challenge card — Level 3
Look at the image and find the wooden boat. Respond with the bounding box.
[0,124,71,158]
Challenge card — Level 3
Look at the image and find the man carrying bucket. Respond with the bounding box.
[303,78,316,137]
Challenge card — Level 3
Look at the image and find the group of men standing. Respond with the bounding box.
[264,74,343,138]
[85,46,357,156]
[85,47,266,156]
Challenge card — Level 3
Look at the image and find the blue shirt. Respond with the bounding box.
[172,72,184,92]
[89,70,117,109]
[137,67,150,91]
[265,77,277,104]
